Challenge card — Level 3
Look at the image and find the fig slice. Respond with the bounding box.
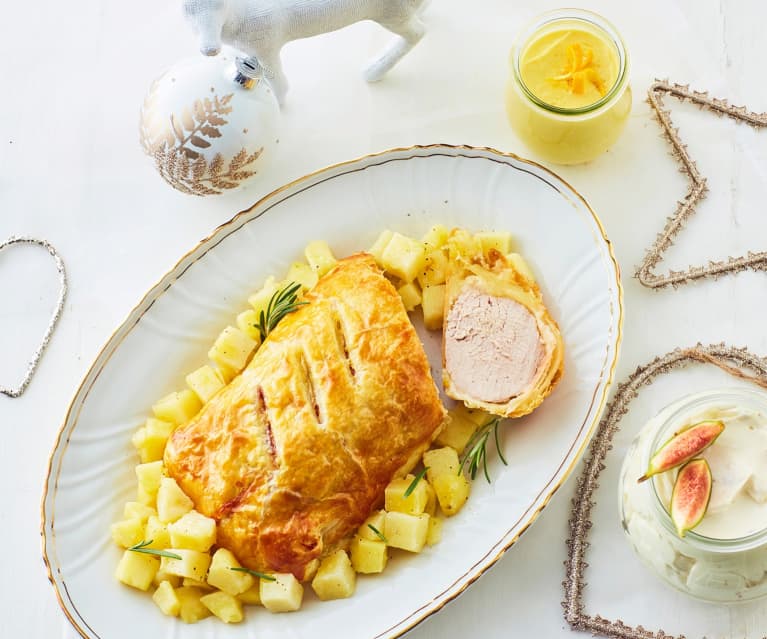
[670,458,712,537]
[637,420,724,483]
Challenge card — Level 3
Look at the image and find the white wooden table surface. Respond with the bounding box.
[2,0,766,636]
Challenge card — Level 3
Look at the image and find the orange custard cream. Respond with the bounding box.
[506,10,631,165]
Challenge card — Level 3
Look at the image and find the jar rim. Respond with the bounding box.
[510,8,630,116]
[645,387,767,552]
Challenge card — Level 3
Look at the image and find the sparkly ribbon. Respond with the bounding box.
[637,81,767,289]
[0,237,67,398]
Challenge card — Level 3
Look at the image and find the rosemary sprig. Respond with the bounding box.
[256,282,308,341]
[127,540,182,560]
[459,417,508,483]
[229,566,277,581]
[367,524,387,543]
[403,467,429,498]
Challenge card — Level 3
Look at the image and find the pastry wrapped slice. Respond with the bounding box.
[442,229,563,418]
[165,254,446,580]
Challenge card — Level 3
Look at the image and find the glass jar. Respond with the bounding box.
[619,388,767,603]
[505,9,632,165]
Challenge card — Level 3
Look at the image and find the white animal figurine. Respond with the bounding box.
[182,0,426,105]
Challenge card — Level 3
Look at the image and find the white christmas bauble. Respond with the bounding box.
[139,51,280,196]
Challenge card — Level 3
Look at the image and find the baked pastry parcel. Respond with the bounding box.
[165,253,446,579]
[442,229,564,418]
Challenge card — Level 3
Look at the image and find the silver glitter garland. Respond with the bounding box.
[562,343,767,639]
[0,237,67,398]
[636,81,767,289]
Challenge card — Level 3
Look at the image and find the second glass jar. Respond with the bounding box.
[619,388,767,603]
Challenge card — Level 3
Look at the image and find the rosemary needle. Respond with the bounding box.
[367,524,387,543]
[230,566,277,581]
[403,467,429,498]
[257,281,308,342]
[494,419,508,466]
[459,417,508,483]
[127,540,182,560]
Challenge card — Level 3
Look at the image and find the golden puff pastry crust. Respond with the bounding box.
[164,253,446,579]
[442,229,564,418]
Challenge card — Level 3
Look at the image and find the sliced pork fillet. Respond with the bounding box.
[442,229,564,418]
[445,287,545,403]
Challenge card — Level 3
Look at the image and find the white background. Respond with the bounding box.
[2,0,767,637]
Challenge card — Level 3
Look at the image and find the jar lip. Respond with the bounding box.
[645,387,767,551]
[511,8,630,116]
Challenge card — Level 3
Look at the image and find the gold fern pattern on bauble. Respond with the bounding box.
[140,82,262,196]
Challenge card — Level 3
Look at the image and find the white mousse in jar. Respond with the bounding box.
[653,404,767,540]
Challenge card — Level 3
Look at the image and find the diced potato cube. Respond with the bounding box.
[201,590,244,623]
[152,580,181,617]
[350,535,388,574]
[358,510,387,541]
[136,460,164,505]
[453,403,491,427]
[435,411,479,454]
[427,516,444,546]
[384,512,430,553]
[235,309,263,343]
[144,515,171,550]
[397,281,422,312]
[175,586,211,624]
[304,240,337,277]
[186,364,226,403]
[247,276,279,316]
[153,567,181,588]
[302,558,320,582]
[215,363,237,384]
[368,230,394,264]
[207,548,254,596]
[131,427,148,456]
[287,261,318,291]
[422,284,445,330]
[208,326,257,373]
[423,447,461,484]
[507,252,536,282]
[145,418,174,456]
[152,390,202,426]
[168,510,216,552]
[422,224,449,249]
[260,573,304,612]
[433,474,471,516]
[381,232,427,282]
[417,248,448,288]
[182,577,213,590]
[110,518,145,548]
[123,501,156,523]
[156,477,193,523]
[238,584,262,605]
[424,481,437,517]
[384,475,429,515]
[449,229,482,257]
[132,418,173,463]
[137,485,155,508]
[136,459,165,484]
[311,549,356,601]
[475,231,512,255]
[160,549,212,580]
[115,550,159,591]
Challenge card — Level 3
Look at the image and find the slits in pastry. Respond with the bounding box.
[442,229,563,418]
[164,254,446,579]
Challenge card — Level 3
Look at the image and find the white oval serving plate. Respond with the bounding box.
[42,144,622,639]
